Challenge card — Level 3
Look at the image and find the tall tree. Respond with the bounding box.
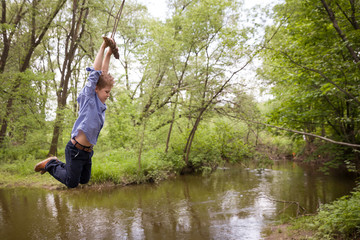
[48,0,90,156]
[167,0,253,166]
[0,0,66,144]
[0,0,26,73]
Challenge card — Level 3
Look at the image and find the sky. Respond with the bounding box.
[138,0,280,21]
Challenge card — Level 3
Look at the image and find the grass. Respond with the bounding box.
[0,158,63,189]
[0,148,181,188]
[91,148,181,185]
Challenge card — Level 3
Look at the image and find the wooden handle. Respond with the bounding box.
[102,36,119,59]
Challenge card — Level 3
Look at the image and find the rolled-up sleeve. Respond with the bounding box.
[82,67,102,96]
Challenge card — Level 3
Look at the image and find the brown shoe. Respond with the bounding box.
[34,157,58,174]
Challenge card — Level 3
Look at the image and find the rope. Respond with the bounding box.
[104,0,125,59]
[111,0,126,39]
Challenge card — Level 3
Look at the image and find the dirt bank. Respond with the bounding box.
[262,224,314,240]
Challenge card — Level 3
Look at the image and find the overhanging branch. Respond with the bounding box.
[250,119,360,148]
[221,109,360,148]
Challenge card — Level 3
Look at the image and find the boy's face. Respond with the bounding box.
[95,86,112,104]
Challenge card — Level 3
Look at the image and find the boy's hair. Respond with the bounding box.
[97,73,114,89]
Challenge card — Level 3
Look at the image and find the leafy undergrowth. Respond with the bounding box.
[264,185,360,240]
[306,185,360,239]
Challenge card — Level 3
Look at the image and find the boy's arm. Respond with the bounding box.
[93,41,107,71]
[102,38,116,74]
[102,48,113,74]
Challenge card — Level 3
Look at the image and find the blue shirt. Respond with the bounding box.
[71,67,107,145]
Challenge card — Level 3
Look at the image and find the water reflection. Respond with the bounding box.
[0,161,356,240]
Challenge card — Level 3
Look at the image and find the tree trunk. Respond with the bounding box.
[181,56,251,167]
[321,0,360,70]
[137,121,147,172]
[165,93,179,153]
[0,98,13,144]
[183,109,205,165]
[49,112,63,156]
[48,0,89,156]
[0,0,27,73]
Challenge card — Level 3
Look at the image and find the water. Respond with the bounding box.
[0,161,356,240]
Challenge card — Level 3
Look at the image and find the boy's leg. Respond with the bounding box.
[34,156,59,174]
[45,159,67,186]
[78,150,92,185]
[79,156,92,185]
[46,141,90,188]
[45,141,73,186]
[66,143,93,187]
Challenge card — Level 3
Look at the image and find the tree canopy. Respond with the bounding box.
[1,0,360,174]
[259,0,360,171]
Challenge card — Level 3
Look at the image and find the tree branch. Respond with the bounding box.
[321,0,360,70]
[242,117,360,148]
[265,196,306,217]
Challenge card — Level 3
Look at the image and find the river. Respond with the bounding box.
[0,160,356,240]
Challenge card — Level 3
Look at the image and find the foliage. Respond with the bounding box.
[0,70,52,146]
[304,186,360,239]
[259,0,360,172]
[0,0,294,185]
[103,89,139,149]
[91,147,182,184]
[0,159,37,176]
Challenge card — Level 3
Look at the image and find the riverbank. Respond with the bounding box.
[263,223,315,239]
[264,185,360,240]
[0,169,64,189]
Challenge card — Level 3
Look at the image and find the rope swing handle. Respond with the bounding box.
[103,0,126,59]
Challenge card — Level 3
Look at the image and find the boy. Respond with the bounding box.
[34,37,116,188]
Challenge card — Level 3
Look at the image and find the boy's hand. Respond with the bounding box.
[102,36,119,59]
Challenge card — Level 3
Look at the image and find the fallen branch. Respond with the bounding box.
[265,196,306,217]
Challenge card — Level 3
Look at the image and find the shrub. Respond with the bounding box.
[307,186,360,239]
[91,147,184,185]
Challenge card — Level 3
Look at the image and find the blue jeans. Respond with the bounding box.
[45,140,93,188]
